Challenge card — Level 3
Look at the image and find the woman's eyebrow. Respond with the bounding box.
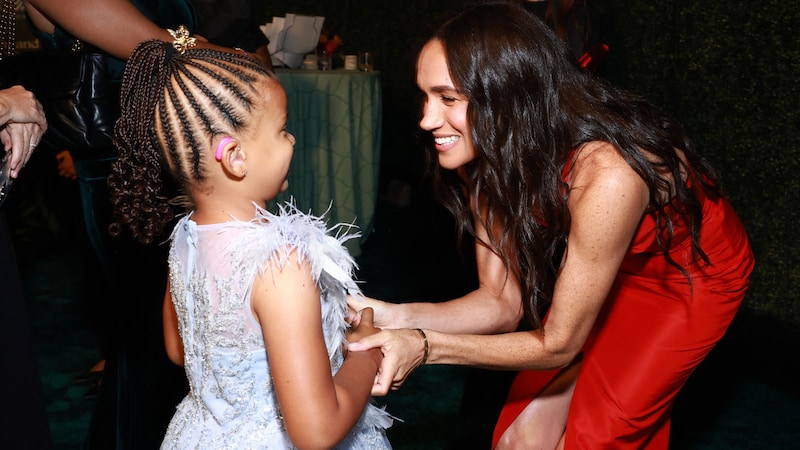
[430,85,459,94]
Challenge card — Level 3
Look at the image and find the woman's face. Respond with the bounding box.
[416,39,476,170]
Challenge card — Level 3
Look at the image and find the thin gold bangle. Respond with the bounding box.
[415,328,429,366]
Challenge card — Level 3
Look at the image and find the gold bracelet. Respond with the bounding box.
[415,328,429,366]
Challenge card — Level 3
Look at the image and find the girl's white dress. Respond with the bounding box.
[160,204,392,449]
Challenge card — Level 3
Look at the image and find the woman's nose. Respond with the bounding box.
[419,102,443,131]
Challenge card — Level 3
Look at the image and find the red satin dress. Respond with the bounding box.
[492,179,755,448]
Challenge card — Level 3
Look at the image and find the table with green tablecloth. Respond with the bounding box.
[273,69,382,256]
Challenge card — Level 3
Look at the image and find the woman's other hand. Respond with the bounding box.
[347,294,395,329]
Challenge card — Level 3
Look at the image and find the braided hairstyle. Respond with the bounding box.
[108,40,273,244]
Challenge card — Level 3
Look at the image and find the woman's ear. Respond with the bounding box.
[216,137,248,178]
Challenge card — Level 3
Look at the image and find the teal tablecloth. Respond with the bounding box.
[274,69,382,256]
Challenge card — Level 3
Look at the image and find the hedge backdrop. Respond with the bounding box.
[261,1,800,328]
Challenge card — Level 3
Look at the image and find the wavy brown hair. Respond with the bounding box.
[108,40,273,244]
[422,1,720,328]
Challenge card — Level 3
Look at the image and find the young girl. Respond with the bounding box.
[107,38,392,449]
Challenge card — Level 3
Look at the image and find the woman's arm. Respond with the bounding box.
[253,249,381,449]
[350,212,524,335]
[162,278,184,366]
[351,142,651,395]
[408,226,525,334]
[24,0,231,59]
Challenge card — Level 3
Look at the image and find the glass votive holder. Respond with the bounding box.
[358,51,374,71]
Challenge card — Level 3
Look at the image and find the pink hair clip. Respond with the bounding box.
[215,137,235,161]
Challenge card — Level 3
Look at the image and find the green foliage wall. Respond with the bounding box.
[601,1,800,326]
[259,1,800,326]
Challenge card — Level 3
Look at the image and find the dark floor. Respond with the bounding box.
[13,177,800,449]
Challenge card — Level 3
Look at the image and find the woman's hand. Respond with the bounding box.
[0,86,47,178]
[347,294,395,329]
[348,328,429,396]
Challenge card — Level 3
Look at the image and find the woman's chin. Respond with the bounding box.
[437,152,476,170]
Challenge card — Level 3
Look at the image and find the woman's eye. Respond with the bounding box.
[441,95,456,104]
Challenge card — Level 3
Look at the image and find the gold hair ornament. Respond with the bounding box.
[167,25,197,54]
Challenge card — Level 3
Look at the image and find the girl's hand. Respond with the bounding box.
[346,307,384,370]
[347,307,380,342]
[347,294,394,328]
[348,328,428,396]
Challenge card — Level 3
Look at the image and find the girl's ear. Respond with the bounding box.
[215,136,236,161]
[217,137,248,178]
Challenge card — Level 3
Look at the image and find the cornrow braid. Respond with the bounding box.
[108,39,273,244]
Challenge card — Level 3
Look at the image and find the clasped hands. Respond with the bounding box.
[346,295,428,396]
[0,86,47,179]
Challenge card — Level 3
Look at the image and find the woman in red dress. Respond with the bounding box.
[347,1,754,448]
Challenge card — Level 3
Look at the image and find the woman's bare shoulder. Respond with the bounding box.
[569,142,636,182]
[568,141,649,210]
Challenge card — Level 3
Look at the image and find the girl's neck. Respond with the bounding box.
[190,201,267,225]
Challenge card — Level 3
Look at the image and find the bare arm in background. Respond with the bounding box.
[24,0,233,59]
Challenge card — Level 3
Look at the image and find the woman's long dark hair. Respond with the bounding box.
[424,1,720,328]
[107,40,272,244]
